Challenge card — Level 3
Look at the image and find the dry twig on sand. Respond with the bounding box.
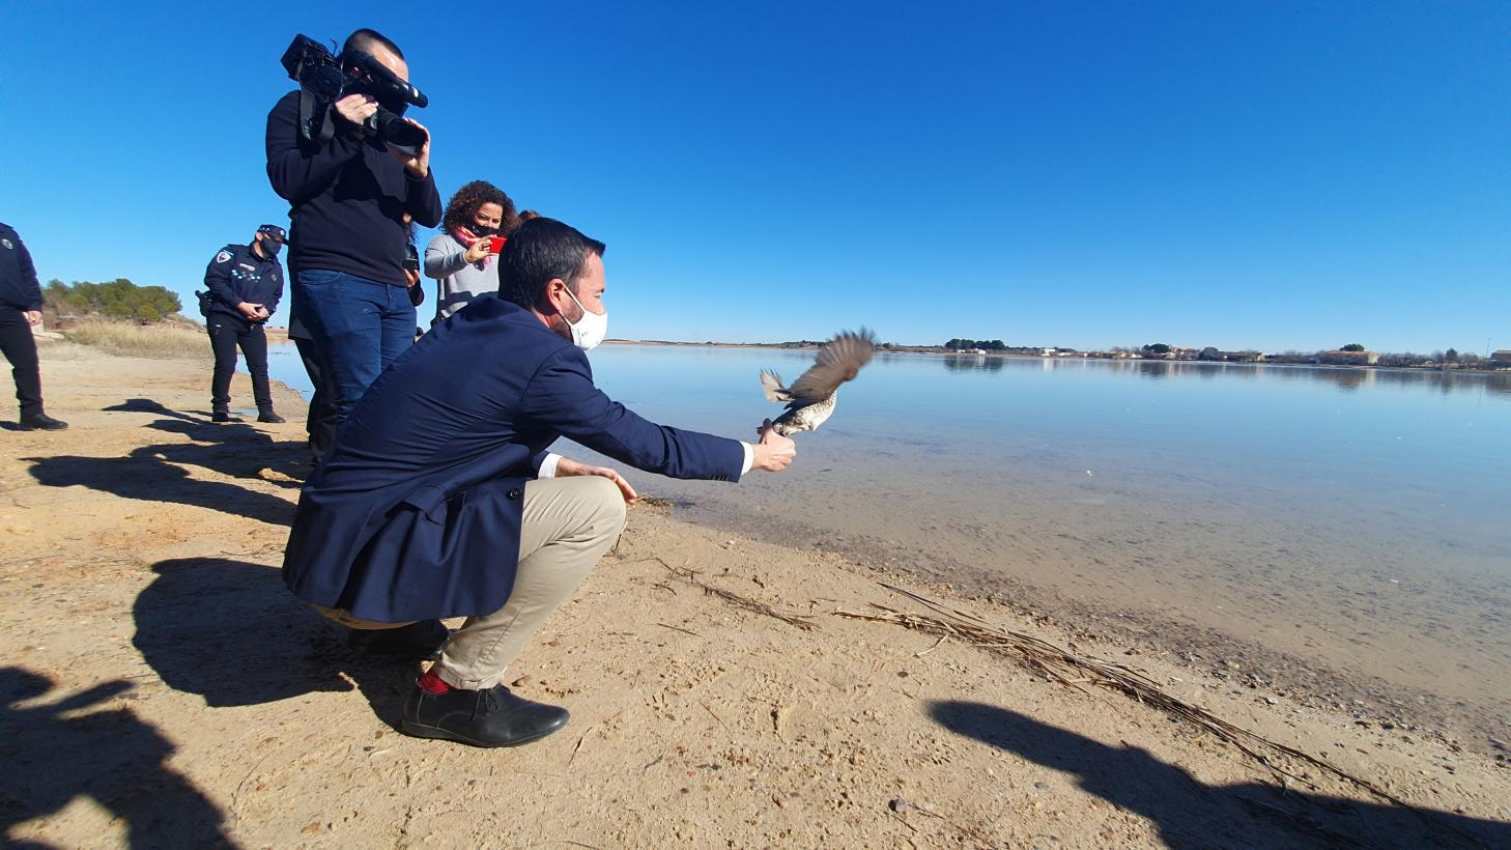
[634,557,817,631]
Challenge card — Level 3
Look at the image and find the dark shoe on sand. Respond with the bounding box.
[18,412,68,431]
[257,409,286,424]
[212,408,236,423]
[402,683,569,747]
[347,619,449,658]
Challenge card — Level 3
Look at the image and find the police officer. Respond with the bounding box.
[0,222,66,431]
[201,225,287,424]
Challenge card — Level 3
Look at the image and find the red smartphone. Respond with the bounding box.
[487,236,506,254]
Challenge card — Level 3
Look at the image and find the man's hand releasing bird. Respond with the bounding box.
[759,328,876,437]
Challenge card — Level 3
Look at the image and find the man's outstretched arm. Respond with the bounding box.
[519,347,793,484]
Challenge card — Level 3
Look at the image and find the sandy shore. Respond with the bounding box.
[1,342,1507,849]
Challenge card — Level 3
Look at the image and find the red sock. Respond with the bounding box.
[417,668,451,694]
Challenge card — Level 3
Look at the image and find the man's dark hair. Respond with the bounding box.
[343,28,404,60]
[498,218,606,311]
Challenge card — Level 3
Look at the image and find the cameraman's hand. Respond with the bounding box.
[751,423,796,472]
[22,310,41,326]
[333,93,378,128]
[390,119,431,178]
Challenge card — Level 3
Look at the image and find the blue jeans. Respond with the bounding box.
[294,270,416,426]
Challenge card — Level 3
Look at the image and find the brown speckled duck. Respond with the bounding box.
[758,329,876,437]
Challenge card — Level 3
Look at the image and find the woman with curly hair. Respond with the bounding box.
[424,180,520,321]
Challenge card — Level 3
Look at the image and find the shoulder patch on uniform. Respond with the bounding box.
[0,238,12,251]
[215,250,232,264]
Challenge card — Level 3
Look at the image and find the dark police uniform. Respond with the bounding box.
[202,241,283,418]
[0,223,61,427]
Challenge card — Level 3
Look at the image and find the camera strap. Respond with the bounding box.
[297,87,336,146]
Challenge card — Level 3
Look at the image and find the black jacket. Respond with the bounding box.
[202,243,283,322]
[264,91,442,287]
[0,223,43,311]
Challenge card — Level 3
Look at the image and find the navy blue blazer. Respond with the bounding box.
[282,295,746,622]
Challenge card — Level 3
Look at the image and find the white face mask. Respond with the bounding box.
[561,285,608,351]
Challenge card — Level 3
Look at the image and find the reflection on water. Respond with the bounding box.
[267,342,1511,737]
[940,353,1007,372]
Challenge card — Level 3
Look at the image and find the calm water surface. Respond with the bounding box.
[269,344,1511,734]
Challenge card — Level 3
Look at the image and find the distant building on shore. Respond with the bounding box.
[1492,350,1511,368]
[1317,349,1380,366]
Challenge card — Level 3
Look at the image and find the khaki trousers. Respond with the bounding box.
[434,476,627,690]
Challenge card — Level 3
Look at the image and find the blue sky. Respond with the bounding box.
[2,1,1508,353]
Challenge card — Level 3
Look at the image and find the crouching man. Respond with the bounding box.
[281,218,796,747]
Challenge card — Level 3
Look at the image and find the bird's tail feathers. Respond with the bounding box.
[759,370,791,403]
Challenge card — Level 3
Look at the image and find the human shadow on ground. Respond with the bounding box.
[23,399,308,527]
[928,700,1509,850]
[0,667,238,849]
[132,557,413,729]
[107,397,310,487]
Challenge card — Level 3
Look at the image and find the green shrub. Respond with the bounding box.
[45,278,183,323]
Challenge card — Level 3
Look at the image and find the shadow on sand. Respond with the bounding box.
[23,398,307,526]
[928,700,1510,850]
[132,557,413,722]
[0,668,237,849]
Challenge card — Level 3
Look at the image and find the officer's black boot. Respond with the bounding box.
[257,407,286,424]
[212,405,235,423]
[18,410,67,431]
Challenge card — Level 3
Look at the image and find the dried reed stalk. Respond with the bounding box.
[638,557,817,631]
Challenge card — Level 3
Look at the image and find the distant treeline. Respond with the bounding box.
[1130,342,1497,368]
[44,278,183,323]
[944,338,1007,351]
[933,337,1504,368]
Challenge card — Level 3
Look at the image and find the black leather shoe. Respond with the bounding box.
[347,619,449,658]
[402,683,570,747]
[212,408,235,423]
[18,412,68,431]
[257,409,286,424]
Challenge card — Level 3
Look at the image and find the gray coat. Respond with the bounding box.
[424,232,498,322]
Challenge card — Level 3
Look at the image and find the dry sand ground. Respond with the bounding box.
[1,343,1508,850]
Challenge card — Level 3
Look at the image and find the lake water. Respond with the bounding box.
[268,344,1511,739]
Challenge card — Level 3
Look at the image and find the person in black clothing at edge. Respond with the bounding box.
[200,224,288,424]
[264,27,441,433]
[0,222,67,431]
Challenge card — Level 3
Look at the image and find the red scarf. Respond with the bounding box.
[452,226,504,270]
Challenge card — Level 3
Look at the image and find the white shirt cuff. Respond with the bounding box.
[739,442,754,476]
[538,452,563,479]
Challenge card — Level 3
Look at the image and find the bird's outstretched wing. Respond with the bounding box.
[787,328,876,403]
[760,370,791,403]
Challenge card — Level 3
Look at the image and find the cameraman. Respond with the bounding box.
[201,225,287,424]
[264,28,441,429]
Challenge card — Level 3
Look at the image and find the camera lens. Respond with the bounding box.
[375,110,426,156]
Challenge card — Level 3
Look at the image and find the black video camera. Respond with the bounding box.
[280,34,429,156]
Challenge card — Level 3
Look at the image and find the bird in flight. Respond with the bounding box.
[759,328,876,437]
